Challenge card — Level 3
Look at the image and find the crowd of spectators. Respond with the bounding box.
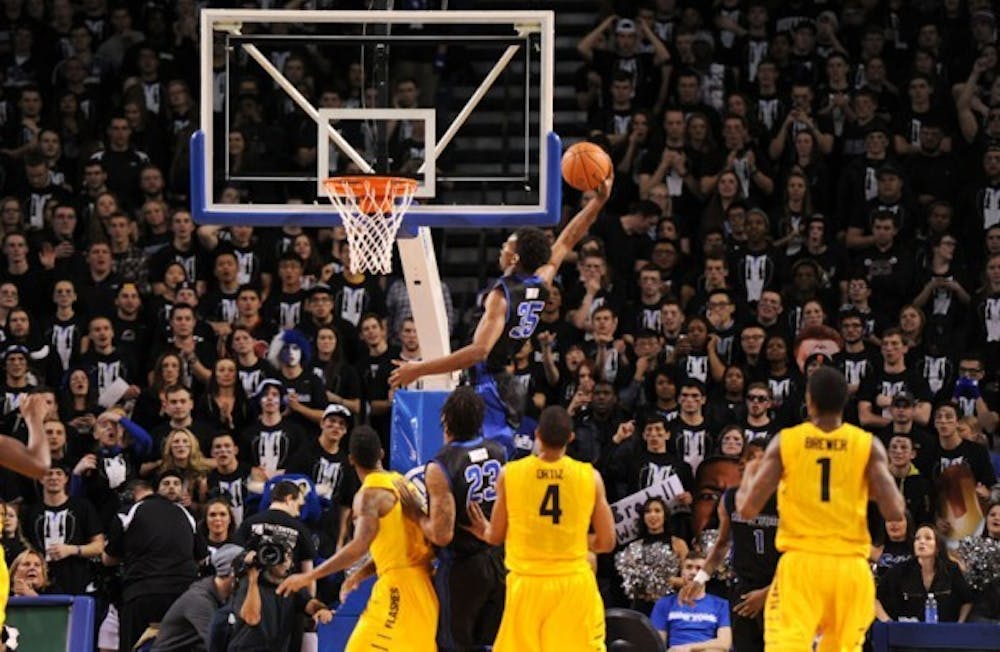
[0,0,999,650]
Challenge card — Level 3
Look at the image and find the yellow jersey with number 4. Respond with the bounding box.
[776,421,872,558]
[504,455,595,576]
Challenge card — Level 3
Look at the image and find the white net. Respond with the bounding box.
[322,176,418,275]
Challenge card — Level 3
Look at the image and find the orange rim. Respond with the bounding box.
[322,176,418,200]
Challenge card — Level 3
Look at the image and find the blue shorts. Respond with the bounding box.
[471,364,517,459]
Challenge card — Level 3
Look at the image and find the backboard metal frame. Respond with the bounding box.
[191,9,561,229]
[315,108,437,199]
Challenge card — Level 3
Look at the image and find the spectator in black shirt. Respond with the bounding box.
[877,392,933,460]
[234,480,317,595]
[876,524,974,623]
[357,314,397,450]
[859,329,934,428]
[285,404,358,555]
[923,401,997,493]
[590,200,658,296]
[856,213,917,326]
[22,463,103,595]
[885,432,934,526]
[103,478,207,652]
[241,379,306,480]
[207,432,253,527]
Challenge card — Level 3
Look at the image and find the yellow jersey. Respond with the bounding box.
[776,421,873,558]
[504,454,595,576]
[362,471,434,574]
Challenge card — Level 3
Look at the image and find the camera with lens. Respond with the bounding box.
[242,532,293,570]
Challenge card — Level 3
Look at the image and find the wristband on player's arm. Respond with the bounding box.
[693,570,710,585]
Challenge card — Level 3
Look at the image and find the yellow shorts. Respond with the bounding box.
[0,546,7,630]
[765,550,874,652]
[494,570,605,652]
[346,566,438,652]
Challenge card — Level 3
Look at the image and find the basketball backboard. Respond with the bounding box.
[191,9,560,229]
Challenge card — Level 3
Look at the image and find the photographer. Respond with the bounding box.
[225,545,332,652]
[152,544,245,652]
[234,480,316,593]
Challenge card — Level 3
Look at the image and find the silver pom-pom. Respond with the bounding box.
[615,540,680,602]
[696,529,732,581]
[957,536,1000,591]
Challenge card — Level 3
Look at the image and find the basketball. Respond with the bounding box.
[561,141,613,191]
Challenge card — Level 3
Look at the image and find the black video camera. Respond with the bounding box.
[242,532,293,570]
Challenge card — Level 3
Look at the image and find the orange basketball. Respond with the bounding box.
[561,141,613,191]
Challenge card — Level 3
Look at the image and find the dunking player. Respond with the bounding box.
[736,367,905,651]
[395,386,507,651]
[0,395,51,641]
[277,426,437,651]
[389,176,613,455]
[679,442,779,652]
[467,406,616,651]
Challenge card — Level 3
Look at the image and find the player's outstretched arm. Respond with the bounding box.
[590,469,616,554]
[736,435,782,519]
[389,287,507,388]
[0,394,52,479]
[277,487,389,595]
[537,174,613,285]
[680,497,732,607]
[866,437,906,522]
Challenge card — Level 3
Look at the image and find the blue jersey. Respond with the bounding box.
[485,274,549,372]
[471,274,548,459]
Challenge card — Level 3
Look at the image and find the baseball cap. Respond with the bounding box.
[891,391,915,406]
[323,404,353,421]
[615,18,637,34]
[972,10,996,25]
[877,162,903,178]
[254,378,285,400]
[864,120,890,138]
[2,345,28,360]
[212,544,246,577]
[308,284,334,299]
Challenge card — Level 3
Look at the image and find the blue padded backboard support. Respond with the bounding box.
[389,389,449,473]
[189,130,562,229]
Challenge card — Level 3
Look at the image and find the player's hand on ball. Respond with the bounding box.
[595,173,614,201]
[392,477,427,520]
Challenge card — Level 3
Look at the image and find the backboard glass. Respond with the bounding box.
[191,9,560,229]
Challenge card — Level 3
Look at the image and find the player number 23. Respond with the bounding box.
[465,460,502,504]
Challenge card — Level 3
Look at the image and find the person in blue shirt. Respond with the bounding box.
[650,552,732,652]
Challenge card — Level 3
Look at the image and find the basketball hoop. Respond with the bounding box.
[322,176,419,275]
